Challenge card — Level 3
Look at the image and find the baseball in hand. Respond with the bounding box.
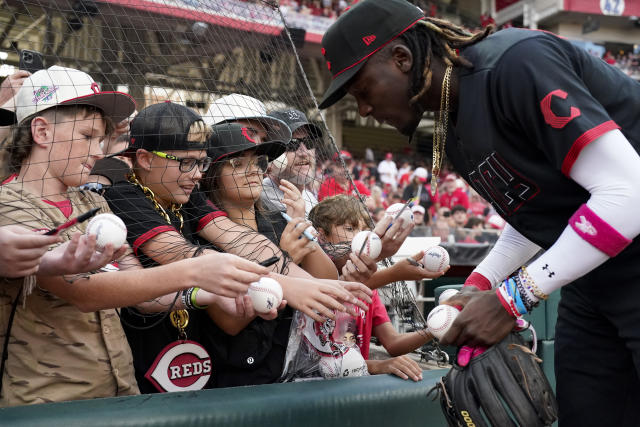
[385,203,414,227]
[248,277,283,314]
[85,213,127,251]
[423,246,450,272]
[438,289,460,305]
[427,305,460,340]
[351,230,382,259]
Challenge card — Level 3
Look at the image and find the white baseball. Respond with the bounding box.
[423,246,450,272]
[248,277,283,314]
[319,348,368,378]
[439,289,460,305]
[350,230,382,259]
[385,203,414,227]
[85,213,127,251]
[270,152,288,174]
[427,305,460,340]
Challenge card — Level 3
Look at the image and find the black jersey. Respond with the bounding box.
[104,182,224,393]
[448,28,640,249]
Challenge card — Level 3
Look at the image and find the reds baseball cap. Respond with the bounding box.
[318,0,424,109]
[0,65,135,125]
[203,93,291,141]
[207,122,286,163]
[129,102,208,152]
[269,108,323,139]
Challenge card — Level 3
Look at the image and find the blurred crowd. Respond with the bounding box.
[312,150,505,244]
[604,51,640,80]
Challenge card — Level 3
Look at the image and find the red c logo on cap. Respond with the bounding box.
[90,82,100,94]
[241,128,257,144]
[540,89,581,129]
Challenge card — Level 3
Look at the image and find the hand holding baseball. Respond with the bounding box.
[0,225,61,277]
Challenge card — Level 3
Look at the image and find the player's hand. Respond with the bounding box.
[374,216,414,260]
[367,356,423,381]
[0,70,30,106]
[280,179,306,219]
[0,225,62,277]
[196,253,270,298]
[38,232,128,276]
[439,290,515,347]
[389,251,449,281]
[341,252,377,283]
[279,217,316,264]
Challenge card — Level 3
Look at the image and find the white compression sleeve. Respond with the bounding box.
[473,223,541,288]
[527,129,640,297]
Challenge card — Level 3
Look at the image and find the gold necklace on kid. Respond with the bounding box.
[128,172,184,232]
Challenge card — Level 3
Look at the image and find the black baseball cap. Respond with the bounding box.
[129,101,207,151]
[269,109,323,139]
[207,122,286,163]
[318,0,424,109]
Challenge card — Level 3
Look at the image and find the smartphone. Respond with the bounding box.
[19,49,44,74]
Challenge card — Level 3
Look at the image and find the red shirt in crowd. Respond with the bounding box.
[353,291,390,359]
[317,177,371,201]
[440,188,470,210]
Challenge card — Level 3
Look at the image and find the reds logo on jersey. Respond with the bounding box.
[540,89,581,129]
[145,340,212,392]
[468,152,539,217]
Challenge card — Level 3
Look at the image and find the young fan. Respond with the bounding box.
[0,67,268,406]
[309,195,447,381]
[198,122,338,386]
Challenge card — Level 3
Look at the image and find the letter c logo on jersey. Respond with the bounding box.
[540,89,581,129]
[145,340,212,392]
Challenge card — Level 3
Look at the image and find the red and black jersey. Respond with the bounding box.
[448,28,640,249]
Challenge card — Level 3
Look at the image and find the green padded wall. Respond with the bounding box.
[0,369,450,427]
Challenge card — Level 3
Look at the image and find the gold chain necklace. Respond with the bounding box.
[431,64,452,196]
[128,172,184,231]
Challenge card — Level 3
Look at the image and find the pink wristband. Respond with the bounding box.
[569,204,631,257]
[464,272,492,291]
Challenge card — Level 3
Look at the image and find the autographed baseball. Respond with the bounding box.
[427,305,460,340]
[319,348,368,378]
[351,230,382,259]
[85,213,127,251]
[248,277,283,314]
[423,246,450,272]
[438,289,460,305]
[385,203,414,227]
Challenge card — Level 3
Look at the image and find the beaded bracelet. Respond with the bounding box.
[513,274,538,312]
[520,266,549,301]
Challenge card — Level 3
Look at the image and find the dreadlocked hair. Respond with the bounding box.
[398,18,495,105]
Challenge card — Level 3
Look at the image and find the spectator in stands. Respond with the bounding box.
[309,195,446,381]
[0,70,32,178]
[262,108,322,216]
[402,167,438,211]
[0,67,269,406]
[468,189,489,218]
[318,150,371,201]
[462,216,485,243]
[439,173,469,210]
[451,204,469,242]
[409,204,431,237]
[378,152,398,190]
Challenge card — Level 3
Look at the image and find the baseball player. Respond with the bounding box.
[318,0,640,424]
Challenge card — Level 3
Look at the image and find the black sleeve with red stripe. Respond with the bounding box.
[182,189,227,234]
[493,35,619,176]
[104,182,179,255]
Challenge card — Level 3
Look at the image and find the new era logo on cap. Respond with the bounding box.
[362,35,376,46]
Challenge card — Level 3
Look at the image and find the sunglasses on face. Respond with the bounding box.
[287,137,319,152]
[151,151,212,172]
[227,154,269,172]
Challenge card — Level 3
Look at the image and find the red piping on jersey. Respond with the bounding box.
[133,225,177,255]
[330,17,424,80]
[42,199,73,219]
[561,120,620,176]
[1,173,17,185]
[197,211,227,232]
